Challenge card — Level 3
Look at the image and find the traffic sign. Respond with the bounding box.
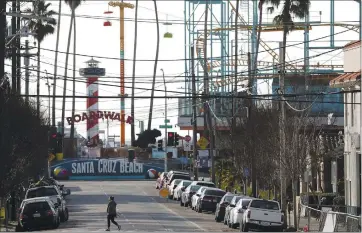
[184,135,191,142]
[159,125,172,129]
[164,119,170,123]
[159,188,169,198]
[197,136,209,149]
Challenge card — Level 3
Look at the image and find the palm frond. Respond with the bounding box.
[64,0,84,10]
[26,0,57,43]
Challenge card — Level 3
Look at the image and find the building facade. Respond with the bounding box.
[330,41,361,214]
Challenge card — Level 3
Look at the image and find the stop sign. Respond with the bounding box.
[184,135,191,142]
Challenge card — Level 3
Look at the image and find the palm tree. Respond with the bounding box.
[52,0,62,127]
[131,0,139,145]
[253,0,265,77]
[61,0,83,139]
[26,0,57,118]
[266,0,310,227]
[147,0,160,131]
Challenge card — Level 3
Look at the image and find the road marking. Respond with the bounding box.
[138,186,206,232]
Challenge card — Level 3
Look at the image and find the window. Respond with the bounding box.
[204,190,226,196]
[242,199,252,207]
[190,185,201,192]
[197,182,215,187]
[250,200,280,210]
[23,202,51,214]
[27,188,58,198]
[224,195,234,203]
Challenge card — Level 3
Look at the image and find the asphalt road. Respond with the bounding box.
[51,181,237,232]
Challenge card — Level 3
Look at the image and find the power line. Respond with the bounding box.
[33,28,351,62]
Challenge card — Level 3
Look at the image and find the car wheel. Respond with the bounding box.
[62,208,69,222]
[197,204,202,213]
[15,224,23,232]
[180,200,184,206]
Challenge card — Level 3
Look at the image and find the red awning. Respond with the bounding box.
[329,71,361,87]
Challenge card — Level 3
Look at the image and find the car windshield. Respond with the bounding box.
[198,182,215,187]
[224,195,234,202]
[27,188,58,198]
[234,196,242,203]
[241,199,252,207]
[205,190,226,196]
[183,181,192,187]
[174,179,182,185]
[250,200,279,210]
[190,185,201,192]
[23,202,50,214]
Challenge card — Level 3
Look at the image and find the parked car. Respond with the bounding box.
[166,170,189,180]
[215,193,235,222]
[16,197,60,231]
[167,173,191,188]
[240,199,284,232]
[228,198,253,229]
[224,195,243,225]
[173,180,192,200]
[155,172,168,189]
[191,187,208,210]
[25,185,70,222]
[195,188,226,213]
[168,179,183,199]
[180,185,201,207]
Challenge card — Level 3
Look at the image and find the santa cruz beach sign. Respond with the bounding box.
[51,159,163,180]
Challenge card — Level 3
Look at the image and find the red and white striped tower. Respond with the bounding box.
[80,58,105,145]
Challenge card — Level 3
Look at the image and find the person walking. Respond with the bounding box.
[106,196,121,231]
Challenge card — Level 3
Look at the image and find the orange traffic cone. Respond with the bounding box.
[303,224,309,232]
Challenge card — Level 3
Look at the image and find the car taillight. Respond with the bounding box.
[281,214,284,222]
[247,211,251,218]
[46,210,53,216]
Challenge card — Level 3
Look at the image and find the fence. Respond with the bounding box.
[297,202,361,232]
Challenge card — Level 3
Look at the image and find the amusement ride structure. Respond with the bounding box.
[178,0,360,129]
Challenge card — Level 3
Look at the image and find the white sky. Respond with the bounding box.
[5,0,360,143]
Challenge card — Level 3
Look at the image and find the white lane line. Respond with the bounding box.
[138,186,206,232]
[99,184,136,229]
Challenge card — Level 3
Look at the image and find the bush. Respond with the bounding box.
[0,95,48,198]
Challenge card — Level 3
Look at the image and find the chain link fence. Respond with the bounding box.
[297,202,360,232]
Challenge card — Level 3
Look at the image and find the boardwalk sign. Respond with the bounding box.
[66,111,133,125]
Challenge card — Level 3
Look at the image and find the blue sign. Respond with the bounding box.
[79,68,106,76]
[51,159,163,180]
[244,168,249,177]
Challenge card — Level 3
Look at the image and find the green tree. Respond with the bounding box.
[26,0,57,118]
[147,0,160,131]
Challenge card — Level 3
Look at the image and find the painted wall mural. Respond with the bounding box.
[51,159,163,180]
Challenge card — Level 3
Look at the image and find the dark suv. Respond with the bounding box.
[17,197,60,231]
[25,185,70,222]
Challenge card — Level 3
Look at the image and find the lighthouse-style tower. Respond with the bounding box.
[79,58,105,145]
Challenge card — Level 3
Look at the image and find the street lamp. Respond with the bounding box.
[161,68,167,173]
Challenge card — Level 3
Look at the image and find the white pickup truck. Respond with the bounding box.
[240,199,284,232]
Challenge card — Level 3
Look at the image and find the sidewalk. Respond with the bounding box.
[287,212,321,232]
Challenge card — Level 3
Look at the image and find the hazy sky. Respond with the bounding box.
[5,0,360,142]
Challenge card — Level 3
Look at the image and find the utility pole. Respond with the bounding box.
[191,45,198,181]
[45,71,52,125]
[247,52,257,198]
[11,0,17,94]
[203,0,215,183]
[232,0,239,169]
[0,0,6,82]
[279,41,287,225]
[16,0,20,94]
[24,40,30,102]
[161,68,168,172]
